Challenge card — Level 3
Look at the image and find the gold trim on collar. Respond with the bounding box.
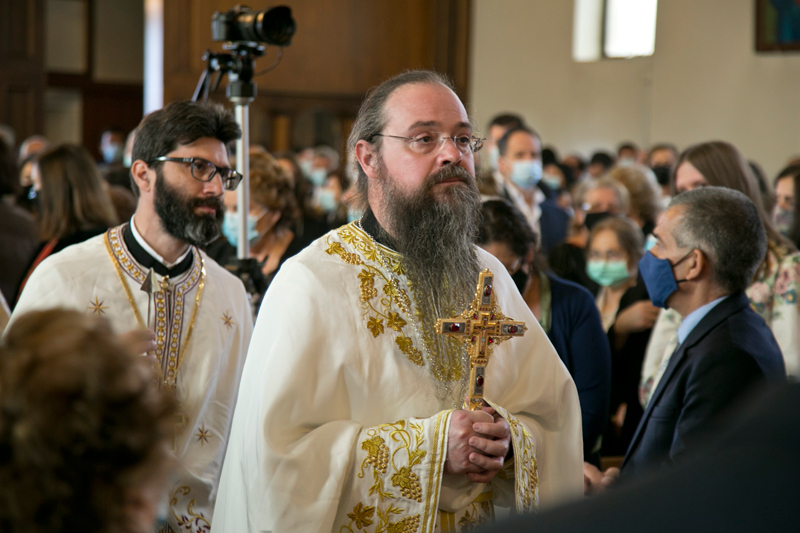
[104,226,205,390]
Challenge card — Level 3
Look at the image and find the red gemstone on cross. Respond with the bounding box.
[488,337,494,344]
[450,323,460,332]
[471,336,476,343]
[484,286,492,296]
[509,325,518,334]
[476,375,484,387]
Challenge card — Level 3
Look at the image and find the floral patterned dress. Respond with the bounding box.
[640,242,800,406]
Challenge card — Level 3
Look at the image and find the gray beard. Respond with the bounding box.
[376,162,482,407]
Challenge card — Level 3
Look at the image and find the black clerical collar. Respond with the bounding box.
[359,208,398,250]
[122,223,194,278]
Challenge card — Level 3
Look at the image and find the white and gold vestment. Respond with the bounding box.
[9,224,253,532]
[212,222,583,533]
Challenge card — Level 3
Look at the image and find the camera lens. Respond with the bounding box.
[237,6,295,46]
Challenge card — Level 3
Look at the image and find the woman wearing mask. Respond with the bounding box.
[206,151,299,306]
[773,163,800,248]
[477,199,611,467]
[16,144,118,301]
[586,216,658,456]
[548,178,630,295]
[641,142,800,403]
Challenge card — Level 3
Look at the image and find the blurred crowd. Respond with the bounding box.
[1,104,799,531]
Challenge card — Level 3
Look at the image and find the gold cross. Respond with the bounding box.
[437,269,526,410]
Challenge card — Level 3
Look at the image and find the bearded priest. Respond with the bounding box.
[9,101,254,532]
[212,71,582,533]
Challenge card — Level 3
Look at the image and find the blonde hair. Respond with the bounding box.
[248,150,299,233]
[608,165,662,227]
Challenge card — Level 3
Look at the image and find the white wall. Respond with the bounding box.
[469,0,800,179]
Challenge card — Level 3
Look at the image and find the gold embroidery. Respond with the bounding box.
[104,226,205,390]
[341,503,420,533]
[195,424,211,446]
[485,401,539,512]
[437,491,494,533]
[339,223,467,383]
[361,435,390,474]
[391,466,422,502]
[347,502,376,530]
[221,311,234,330]
[325,228,423,367]
[87,296,107,315]
[170,486,211,532]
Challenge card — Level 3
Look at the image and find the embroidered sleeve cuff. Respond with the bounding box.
[484,399,539,513]
[337,409,454,533]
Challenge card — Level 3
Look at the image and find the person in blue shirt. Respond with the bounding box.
[477,199,611,467]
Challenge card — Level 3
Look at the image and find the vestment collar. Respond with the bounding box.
[125,216,194,277]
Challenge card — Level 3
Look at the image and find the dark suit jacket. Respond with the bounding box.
[547,274,611,466]
[539,199,569,254]
[479,383,800,533]
[621,291,786,478]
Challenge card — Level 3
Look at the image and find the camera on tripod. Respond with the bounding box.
[211,5,295,46]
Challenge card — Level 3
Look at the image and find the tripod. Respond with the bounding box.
[193,43,265,315]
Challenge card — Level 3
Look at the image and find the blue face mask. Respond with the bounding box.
[222,210,262,248]
[488,145,500,171]
[318,188,338,213]
[298,159,313,177]
[102,143,124,164]
[541,175,562,192]
[309,168,328,187]
[638,249,694,308]
[347,207,364,223]
[510,159,542,189]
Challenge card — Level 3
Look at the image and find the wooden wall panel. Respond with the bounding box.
[0,0,45,142]
[163,0,471,152]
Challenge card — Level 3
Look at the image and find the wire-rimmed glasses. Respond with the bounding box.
[372,133,486,155]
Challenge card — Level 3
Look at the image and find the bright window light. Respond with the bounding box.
[604,0,658,58]
[573,0,604,62]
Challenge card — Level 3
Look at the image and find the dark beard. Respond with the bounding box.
[153,169,223,246]
[377,162,482,319]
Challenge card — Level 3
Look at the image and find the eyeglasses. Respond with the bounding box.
[150,157,243,191]
[372,133,486,155]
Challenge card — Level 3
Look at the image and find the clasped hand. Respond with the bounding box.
[445,405,511,483]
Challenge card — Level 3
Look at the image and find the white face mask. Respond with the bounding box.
[509,159,543,189]
[487,145,500,171]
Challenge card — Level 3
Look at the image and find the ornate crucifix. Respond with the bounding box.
[437,269,526,410]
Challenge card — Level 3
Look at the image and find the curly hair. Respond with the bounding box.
[248,150,299,233]
[0,309,174,533]
[608,164,662,228]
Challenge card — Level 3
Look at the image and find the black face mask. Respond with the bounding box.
[652,165,672,186]
[585,211,613,231]
[511,268,529,294]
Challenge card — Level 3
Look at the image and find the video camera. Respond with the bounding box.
[211,5,295,46]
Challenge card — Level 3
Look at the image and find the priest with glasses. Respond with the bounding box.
[9,100,254,532]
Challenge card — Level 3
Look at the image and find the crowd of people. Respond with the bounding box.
[0,69,798,532]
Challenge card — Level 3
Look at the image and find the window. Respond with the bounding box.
[573,0,658,62]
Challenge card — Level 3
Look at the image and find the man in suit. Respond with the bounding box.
[586,186,785,484]
[494,126,569,253]
[481,382,800,533]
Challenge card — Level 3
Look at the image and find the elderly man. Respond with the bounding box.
[585,187,786,489]
[212,70,583,532]
[10,101,254,531]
